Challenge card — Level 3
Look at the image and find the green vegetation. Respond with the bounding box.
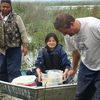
[12,2,100,56]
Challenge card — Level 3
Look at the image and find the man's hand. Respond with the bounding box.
[68,68,76,78]
[22,43,28,56]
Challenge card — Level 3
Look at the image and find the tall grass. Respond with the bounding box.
[12,2,100,54]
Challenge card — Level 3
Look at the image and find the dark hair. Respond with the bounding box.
[54,13,75,30]
[45,32,59,45]
[1,0,11,5]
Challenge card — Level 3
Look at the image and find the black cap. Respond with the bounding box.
[1,0,11,5]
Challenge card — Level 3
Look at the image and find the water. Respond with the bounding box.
[46,5,97,10]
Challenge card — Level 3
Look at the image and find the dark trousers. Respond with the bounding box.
[75,62,100,100]
[0,47,22,82]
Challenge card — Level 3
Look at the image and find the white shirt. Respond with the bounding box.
[64,17,100,71]
[1,13,10,23]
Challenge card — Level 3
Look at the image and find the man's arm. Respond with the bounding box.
[16,15,29,56]
[68,50,80,77]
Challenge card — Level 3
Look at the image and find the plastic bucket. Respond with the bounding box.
[42,70,63,86]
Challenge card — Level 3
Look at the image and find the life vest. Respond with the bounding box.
[0,12,22,48]
[41,48,62,72]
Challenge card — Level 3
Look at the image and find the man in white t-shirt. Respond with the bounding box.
[54,13,100,100]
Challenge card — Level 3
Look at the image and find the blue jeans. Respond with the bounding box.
[0,47,22,82]
[75,62,100,100]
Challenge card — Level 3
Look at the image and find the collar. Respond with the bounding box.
[0,12,10,22]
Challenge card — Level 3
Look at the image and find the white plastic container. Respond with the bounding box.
[42,70,63,86]
[42,73,48,86]
[11,75,37,86]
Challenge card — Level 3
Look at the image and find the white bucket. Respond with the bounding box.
[42,70,63,86]
[42,73,48,86]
